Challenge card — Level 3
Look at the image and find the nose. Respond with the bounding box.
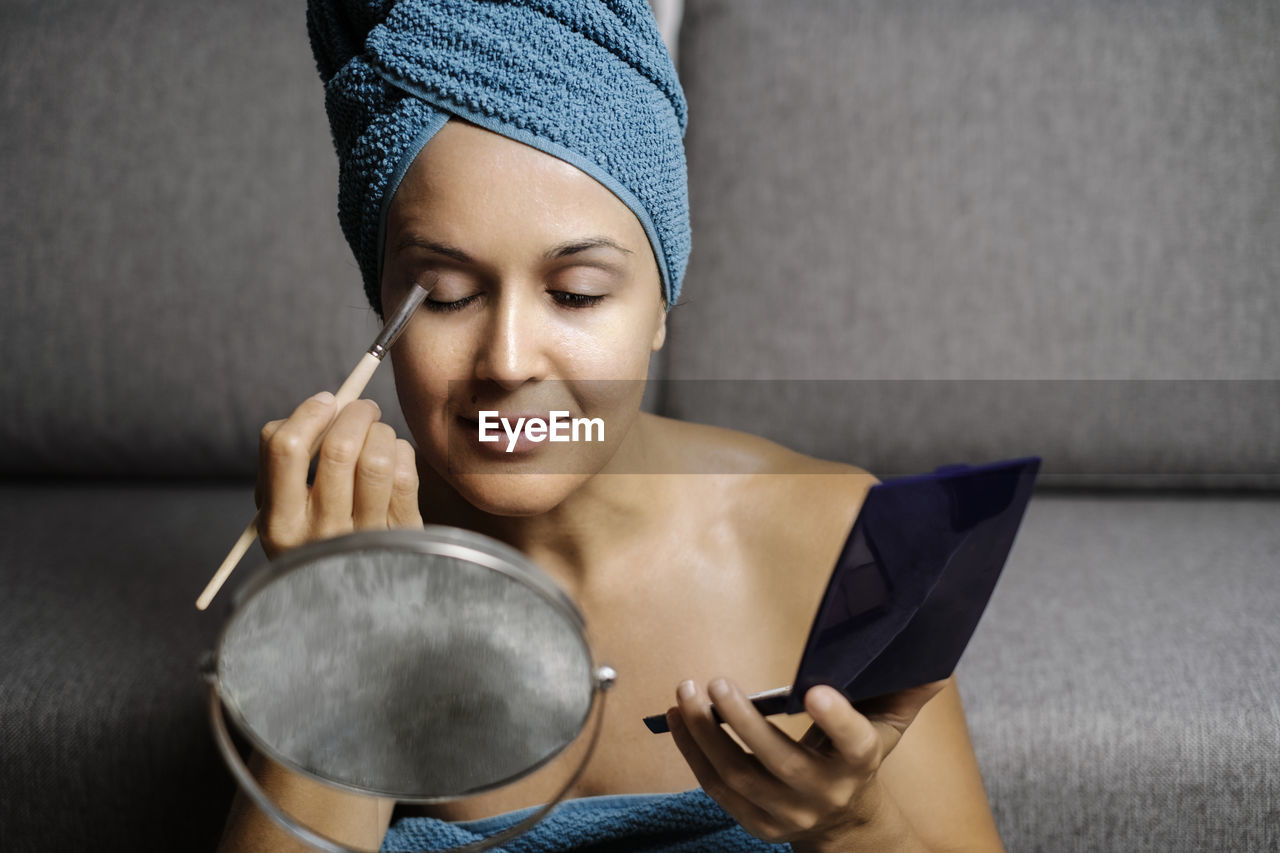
[474,289,551,390]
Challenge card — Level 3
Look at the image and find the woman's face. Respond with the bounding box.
[380,119,667,516]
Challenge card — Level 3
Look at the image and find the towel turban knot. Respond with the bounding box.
[306,0,691,315]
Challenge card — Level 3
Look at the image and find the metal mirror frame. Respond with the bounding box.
[203,527,616,853]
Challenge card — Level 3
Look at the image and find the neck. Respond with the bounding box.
[417,413,674,594]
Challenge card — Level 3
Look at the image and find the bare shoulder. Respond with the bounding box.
[648,412,878,510]
[647,412,878,588]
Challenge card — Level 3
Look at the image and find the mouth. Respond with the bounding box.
[455,411,558,456]
[460,412,552,423]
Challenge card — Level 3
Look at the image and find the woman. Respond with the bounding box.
[218,2,1005,851]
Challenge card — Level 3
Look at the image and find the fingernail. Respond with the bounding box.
[677,680,695,700]
[708,678,730,700]
[808,686,834,712]
[311,391,335,405]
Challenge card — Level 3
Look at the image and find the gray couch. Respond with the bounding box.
[2,1,1277,851]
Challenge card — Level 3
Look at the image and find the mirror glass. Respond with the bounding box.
[214,527,596,801]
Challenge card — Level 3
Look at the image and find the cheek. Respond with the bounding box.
[554,311,656,379]
[388,335,459,450]
[390,317,479,388]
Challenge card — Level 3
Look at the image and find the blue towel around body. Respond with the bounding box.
[380,788,791,852]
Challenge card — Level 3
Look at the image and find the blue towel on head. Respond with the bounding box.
[306,0,691,315]
[380,788,792,852]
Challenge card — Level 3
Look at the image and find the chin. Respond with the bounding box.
[448,471,593,517]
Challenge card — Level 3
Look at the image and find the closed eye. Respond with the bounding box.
[551,292,605,309]
[423,293,480,313]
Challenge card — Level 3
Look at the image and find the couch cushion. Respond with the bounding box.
[666,0,1280,486]
[957,493,1280,851]
[0,481,256,851]
[3,484,1276,852]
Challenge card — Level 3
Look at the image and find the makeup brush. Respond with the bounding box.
[195,276,435,610]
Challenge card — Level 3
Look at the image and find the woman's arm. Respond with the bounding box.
[874,675,1006,852]
[668,674,1005,853]
[216,751,395,853]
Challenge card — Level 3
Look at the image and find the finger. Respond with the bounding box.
[352,422,397,529]
[255,419,285,509]
[667,708,785,841]
[259,419,285,445]
[803,685,881,773]
[308,399,381,538]
[388,439,423,529]
[675,680,792,811]
[259,393,338,550]
[707,678,824,793]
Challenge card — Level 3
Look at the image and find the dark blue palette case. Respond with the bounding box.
[644,456,1041,732]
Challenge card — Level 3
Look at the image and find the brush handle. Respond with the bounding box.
[196,514,261,610]
[332,351,381,412]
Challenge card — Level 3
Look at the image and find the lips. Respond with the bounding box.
[462,413,551,423]
[456,411,562,456]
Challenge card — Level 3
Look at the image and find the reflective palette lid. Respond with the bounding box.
[789,456,1041,711]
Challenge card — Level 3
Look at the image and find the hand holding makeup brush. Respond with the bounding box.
[195,276,434,609]
[253,394,422,561]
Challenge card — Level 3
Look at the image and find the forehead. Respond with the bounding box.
[386,119,647,247]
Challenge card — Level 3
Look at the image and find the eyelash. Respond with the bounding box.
[551,292,605,309]
[422,294,478,313]
[420,291,606,312]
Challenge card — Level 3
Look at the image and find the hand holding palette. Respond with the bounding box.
[644,456,1041,733]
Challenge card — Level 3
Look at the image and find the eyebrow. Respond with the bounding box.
[393,235,632,263]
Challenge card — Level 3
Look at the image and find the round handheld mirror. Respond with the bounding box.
[204,527,615,853]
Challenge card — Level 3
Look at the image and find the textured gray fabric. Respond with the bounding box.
[0,482,256,852]
[669,0,1280,483]
[0,1,409,477]
[957,494,1280,852]
[651,379,1280,489]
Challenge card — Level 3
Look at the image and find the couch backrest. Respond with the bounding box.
[1,1,409,477]
[3,0,1277,488]
[665,0,1280,487]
